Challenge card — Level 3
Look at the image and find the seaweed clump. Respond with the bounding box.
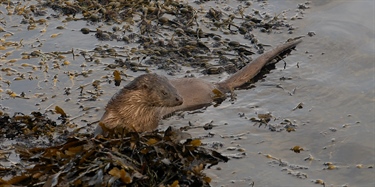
[0,120,228,186]
[0,112,65,142]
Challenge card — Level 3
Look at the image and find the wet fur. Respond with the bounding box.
[97,74,183,134]
[96,39,302,134]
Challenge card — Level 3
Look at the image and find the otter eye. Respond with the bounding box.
[161,90,168,96]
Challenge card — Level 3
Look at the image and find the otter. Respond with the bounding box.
[95,74,184,134]
[95,39,302,135]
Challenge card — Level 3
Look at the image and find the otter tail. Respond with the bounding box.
[217,39,302,92]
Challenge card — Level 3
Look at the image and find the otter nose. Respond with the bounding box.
[175,96,183,105]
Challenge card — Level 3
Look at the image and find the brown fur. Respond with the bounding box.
[95,74,183,135]
[96,39,302,135]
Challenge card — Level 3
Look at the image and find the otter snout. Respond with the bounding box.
[175,95,184,105]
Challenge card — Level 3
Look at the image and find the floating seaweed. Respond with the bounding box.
[0,0,309,186]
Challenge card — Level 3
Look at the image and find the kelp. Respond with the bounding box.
[0,113,228,187]
[0,111,63,141]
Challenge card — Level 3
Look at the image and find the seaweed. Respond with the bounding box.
[0,113,228,186]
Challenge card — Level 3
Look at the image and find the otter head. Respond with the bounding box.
[127,74,183,107]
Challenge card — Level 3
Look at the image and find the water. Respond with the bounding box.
[1,0,374,186]
[191,1,375,186]
[166,0,375,186]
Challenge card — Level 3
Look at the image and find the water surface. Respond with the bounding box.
[1,0,374,186]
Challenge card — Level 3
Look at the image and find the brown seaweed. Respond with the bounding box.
[0,112,227,186]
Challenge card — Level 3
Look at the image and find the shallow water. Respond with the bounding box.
[1,0,374,186]
[187,1,375,186]
[167,0,375,186]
